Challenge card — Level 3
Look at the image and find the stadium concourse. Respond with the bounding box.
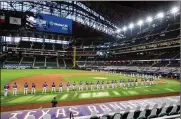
[0,1,180,119]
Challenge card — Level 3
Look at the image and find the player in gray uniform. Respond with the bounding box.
[114,80,117,88]
[66,82,70,92]
[97,81,100,90]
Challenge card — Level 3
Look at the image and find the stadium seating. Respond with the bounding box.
[34,56,45,67]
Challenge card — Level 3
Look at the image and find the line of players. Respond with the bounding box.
[4,78,156,96]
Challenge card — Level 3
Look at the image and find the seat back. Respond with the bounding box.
[153,104,158,109]
[135,106,141,111]
[145,104,150,110]
[138,110,146,118]
[170,105,178,114]
[149,108,157,116]
[160,107,168,114]
[9,117,18,119]
[126,112,134,119]
[43,114,51,119]
[125,107,131,112]
[91,111,97,117]
[113,113,122,119]
[26,115,35,119]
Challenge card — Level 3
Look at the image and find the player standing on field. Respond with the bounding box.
[97,81,100,90]
[90,81,94,91]
[4,84,9,96]
[24,82,28,95]
[112,80,114,88]
[85,81,89,90]
[51,82,56,93]
[106,81,109,89]
[59,83,63,93]
[135,79,138,87]
[31,83,36,94]
[13,82,17,96]
[79,81,83,91]
[42,82,48,94]
[72,82,76,91]
[67,82,70,92]
[102,81,104,90]
[115,80,117,88]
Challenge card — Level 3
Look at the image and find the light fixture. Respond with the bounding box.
[137,20,143,26]
[146,16,153,22]
[129,23,134,29]
[123,26,127,31]
[116,29,121,33]
[157,12,164,18]
[171,7,179,14]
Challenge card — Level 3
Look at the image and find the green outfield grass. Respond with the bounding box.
[1,69,180,106]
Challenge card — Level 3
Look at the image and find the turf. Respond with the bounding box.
[1,69,180,106]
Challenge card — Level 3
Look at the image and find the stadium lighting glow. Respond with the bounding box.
[171,7,179,14]
[116,29,121,33]
[129,23,134,29]
[157,12,164,18]
[123,26,127,31]
[146,16,153,23]
[137,20,143,26]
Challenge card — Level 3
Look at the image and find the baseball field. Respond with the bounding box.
[1,69,180,112]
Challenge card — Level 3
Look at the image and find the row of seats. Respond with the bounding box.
[90,101,180,119]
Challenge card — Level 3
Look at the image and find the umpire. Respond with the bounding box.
[51,97,58,107]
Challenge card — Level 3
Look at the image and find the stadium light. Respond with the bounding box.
[123,26,127,31]
[157,12,164,19]
[129,23,134,35]
[171,7,179,14]
[137,20,143,32]
[129,23,134,29]
[146,16,153,23]
[137,20,143,26]
[116,29,121,33]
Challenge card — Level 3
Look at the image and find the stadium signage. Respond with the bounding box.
[2,96,179,119]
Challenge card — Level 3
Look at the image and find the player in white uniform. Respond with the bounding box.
[85,81,89,90]
[13,82,18,96]
[31,83,36,94]
[59,83,63,93]
[101,81,104,90]
[66,82,70,92]
[42,82,48,94]
[106,81,109,89]
[51,82,56,93]
[90,81,94,91]
[79,81,83,91]
[72,82,76,91]
[24,82,28,95]
[4,84,10,96]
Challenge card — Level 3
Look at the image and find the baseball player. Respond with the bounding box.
[85,81,89,90]
[135,79,138,87]
[106,81,109,89]
[127,80,130,88]
[4,84,9,96]
[24,82,28,95]
[102,81,104,90]
[120,79,123,88]
[90,81,94,91]
[13,82,18,96]
[31,83,36,94]
[97,81,100,90]
[115,80,117,88]
[146,79,149,87]
[141,79,145,87]
[59,83,63,93]
[131,80,134,87]
[51,82,56,93]
[67,82,70,92]
[79,81,83,91]
[42,82,48,94]
[72,82,76,91]
[112,80,114,88]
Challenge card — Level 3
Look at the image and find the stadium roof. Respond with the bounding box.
[82,1,179,26]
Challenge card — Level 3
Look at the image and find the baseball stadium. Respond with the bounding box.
[0,1,180,119]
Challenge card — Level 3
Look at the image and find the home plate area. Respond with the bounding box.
[1,96,180,119]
